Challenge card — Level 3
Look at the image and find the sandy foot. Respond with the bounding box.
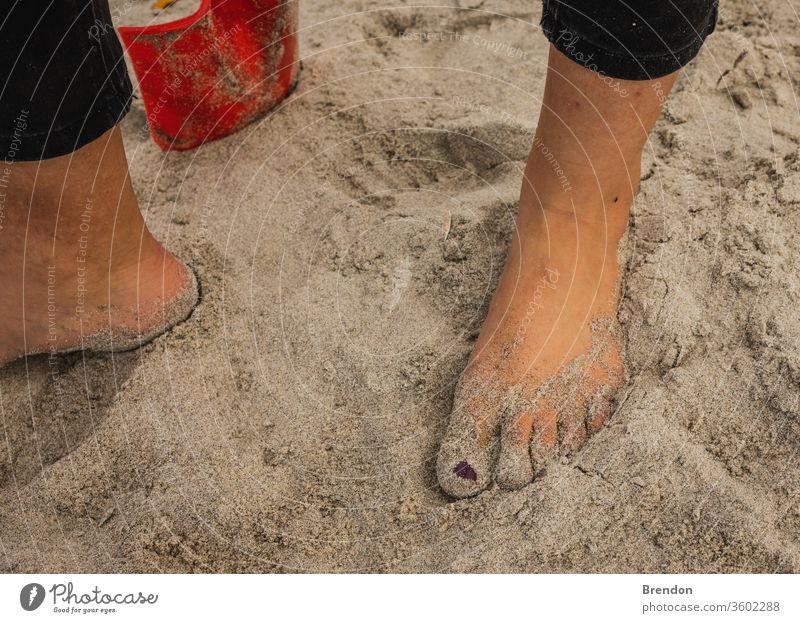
[0,263,199,368]
[437,316,625,498]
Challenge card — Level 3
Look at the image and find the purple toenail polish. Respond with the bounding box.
[453,460,477,481]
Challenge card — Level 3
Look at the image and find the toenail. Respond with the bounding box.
[453,460,477,481]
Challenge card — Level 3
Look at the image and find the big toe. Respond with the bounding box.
[436,410,496,498]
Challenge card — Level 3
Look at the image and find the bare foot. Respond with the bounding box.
[0,127,198,368]
[436,202,627,498]
[436,46,677,498]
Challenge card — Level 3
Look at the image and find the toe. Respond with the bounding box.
[436,427,495,498]
[559,346,623,451]
[583,351,623,435]
[530,404,558,472]
[436,383,501,499]
[496,409,534,490]
[560,398,588,454]
[586,389,615,434]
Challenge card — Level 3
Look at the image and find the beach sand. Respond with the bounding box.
[1,0,799,572]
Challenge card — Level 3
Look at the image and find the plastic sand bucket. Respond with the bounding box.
[118,0,299,151]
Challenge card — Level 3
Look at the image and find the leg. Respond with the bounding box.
[437,47,677,497]
[0,126,197,366]
[0,2,197,366]
[437,0,718,498]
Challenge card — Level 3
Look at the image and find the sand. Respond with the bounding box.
[1,0,799,572]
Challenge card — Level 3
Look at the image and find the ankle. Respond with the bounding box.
[519,190,631,247]
[519,155,637,241]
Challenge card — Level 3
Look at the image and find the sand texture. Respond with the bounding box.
[2,0,800,572]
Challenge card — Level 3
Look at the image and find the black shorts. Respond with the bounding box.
[0,1,717,162]
[0,0,133,162]
[541,0,719,81]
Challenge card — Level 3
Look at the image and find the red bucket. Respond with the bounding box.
[118,0,299,151]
